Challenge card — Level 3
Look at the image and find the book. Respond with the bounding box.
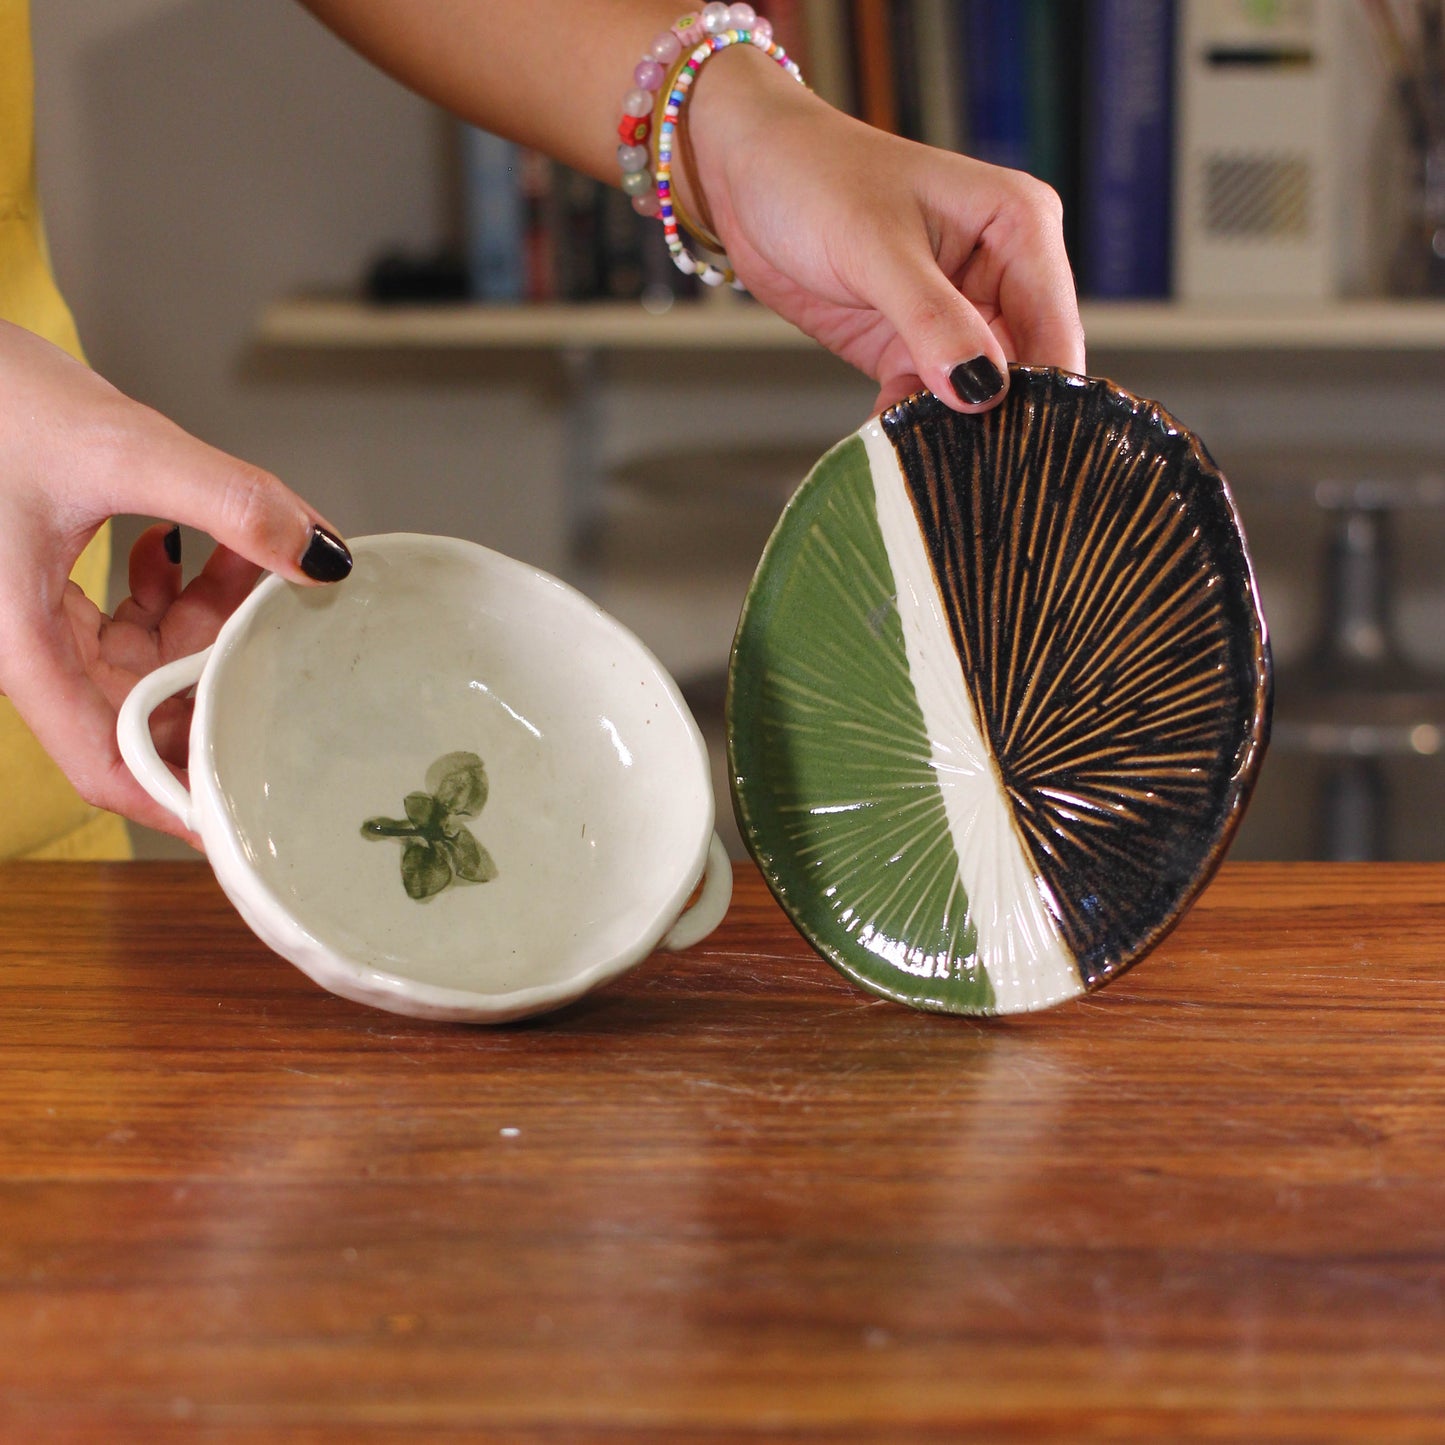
[460,125,525,303]
[959,0,1030,171]
[1079,0,1176,298]
[802,0,854,113]
[851,0,898,132]
[598,184,645,302]
[518,148,555,304]
[1027,0,1087,269]
[914,0,963,152]
[767,0,811,75]
[639,213,701,310]
[1024,0,1064,193]
[548,165,605,302]
[891,0,922,142]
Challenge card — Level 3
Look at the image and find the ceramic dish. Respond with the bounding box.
[728,367,1271,1015]
[118,534,732,1022]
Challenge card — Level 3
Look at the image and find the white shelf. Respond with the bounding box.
[258,297,813,351]
[257,295,1445,354]
[1080,299,1445,351]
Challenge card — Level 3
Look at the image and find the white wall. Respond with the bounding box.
[29,2,1445,859]
[32,0,570,572]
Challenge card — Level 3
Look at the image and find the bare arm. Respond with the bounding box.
[2,2,1084,843]
[296,0,689,183]
[297,0,1085,410]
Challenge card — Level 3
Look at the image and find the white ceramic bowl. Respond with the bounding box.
[117,534,731,1021]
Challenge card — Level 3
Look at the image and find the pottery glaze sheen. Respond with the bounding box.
[728,367,1272,1016]
[118,534,731,1021]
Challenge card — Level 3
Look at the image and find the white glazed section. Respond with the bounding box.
[862,421,1083,1012]
[117,534,729,1022]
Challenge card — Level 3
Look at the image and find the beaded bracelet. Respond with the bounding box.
[653,49,728,255]
[615,5,804,291]
[616,7,769,227]
[658,22,804,287]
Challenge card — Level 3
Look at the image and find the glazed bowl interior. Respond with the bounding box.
[194,535,712,999]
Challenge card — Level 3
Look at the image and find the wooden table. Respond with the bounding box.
[3,861,1445,1442]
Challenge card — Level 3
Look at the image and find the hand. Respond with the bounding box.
[0,322,352,843]
[687,52,1086,414]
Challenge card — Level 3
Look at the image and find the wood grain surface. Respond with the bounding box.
[2,860,1444,1443]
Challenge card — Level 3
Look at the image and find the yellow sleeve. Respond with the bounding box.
[0,0,130,859]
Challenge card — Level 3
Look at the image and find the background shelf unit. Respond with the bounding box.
[258,297,1445,354]
[254,293,1445,862]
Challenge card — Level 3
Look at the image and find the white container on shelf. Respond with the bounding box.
[1174,0,1385,301]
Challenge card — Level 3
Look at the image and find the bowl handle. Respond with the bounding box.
[660,832,733,952]
[115,648,212,833]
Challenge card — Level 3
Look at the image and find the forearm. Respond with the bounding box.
[295,0,1083,401]
[294,0,807,194]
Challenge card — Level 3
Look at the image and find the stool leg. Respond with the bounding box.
[1320,506,1391,667]
[1319,756,1388,861]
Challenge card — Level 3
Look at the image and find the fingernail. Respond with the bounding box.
[163,524,182,566]
[300,524,353,582]
[949,356,1006,406]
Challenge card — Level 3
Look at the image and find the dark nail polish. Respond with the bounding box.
[949,356,1006,406]
[300,525,353,582]
[163,524,182,566]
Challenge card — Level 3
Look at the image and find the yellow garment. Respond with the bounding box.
[0,0,129,859]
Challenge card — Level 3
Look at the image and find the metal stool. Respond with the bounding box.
[1268,468,1445,859]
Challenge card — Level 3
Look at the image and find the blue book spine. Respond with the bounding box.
[461,125,524,303]
[961,0,1030,172]
[1081,0,1175,299]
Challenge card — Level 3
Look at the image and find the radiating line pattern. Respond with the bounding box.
[882,370,1271,986]
[862,420,1084,1014]
[728,435,995,1013]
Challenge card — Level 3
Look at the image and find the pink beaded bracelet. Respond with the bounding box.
[615,5,804,291]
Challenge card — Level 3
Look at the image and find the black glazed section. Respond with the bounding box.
[882,368,1272,987]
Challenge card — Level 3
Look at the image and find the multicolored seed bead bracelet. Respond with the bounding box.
[617,7,769,226]
[616,5,803,290]
[658,23,804,286]
[652,50,728,257]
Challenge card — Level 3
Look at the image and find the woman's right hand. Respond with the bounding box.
[0,320,352,842]
[681,49,1085,415]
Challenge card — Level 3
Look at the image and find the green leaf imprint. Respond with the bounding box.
[427,751,488,818]
[362,752,496,901]
[445,826,498,883]
[361,817,414,838]
[405,791,446,833]
[402,840,453,900]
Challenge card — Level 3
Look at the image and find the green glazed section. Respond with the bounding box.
[728,434,995,1013]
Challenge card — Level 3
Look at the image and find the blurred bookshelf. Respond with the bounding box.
[259,296,1445,354]
[252,289,1445,865]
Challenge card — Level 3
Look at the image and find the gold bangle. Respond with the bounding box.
[653,20,806,289]
[653,53,728,255]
